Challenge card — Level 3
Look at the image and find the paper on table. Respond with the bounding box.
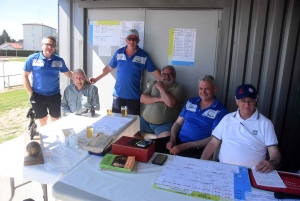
[92,115,132,136]
[251,167,286,188]
[245,191,278,201]
[155,157,242,199]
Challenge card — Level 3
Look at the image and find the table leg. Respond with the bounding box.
[9,177,15,201]
[42,184,48,201]
[9,177,32,201]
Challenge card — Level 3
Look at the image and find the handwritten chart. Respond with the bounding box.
[168,28,196,66]
[89,20,145,55]
[154,156,251,200]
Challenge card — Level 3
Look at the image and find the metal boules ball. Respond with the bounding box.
[26,141,41,157]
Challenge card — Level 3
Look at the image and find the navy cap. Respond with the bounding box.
[236,84,257,100]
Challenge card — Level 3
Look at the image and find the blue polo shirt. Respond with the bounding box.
[109,46,157,100]
[23,52,69,96]
[178,97,228,143]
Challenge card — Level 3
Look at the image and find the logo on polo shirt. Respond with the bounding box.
[32,59,44,67]
[186,101,197,112]
[117,53,126,61]
[252,130,258,135]
[133,56,147,64]
[203,109,220,119]
[52,61,63,67]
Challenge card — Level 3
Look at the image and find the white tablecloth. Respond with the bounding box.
[54,154,208,201]
[0,112,139,184]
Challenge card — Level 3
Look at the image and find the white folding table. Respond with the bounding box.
[0,112,139,201]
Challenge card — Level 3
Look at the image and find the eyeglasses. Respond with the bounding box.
[126,37,139,42]
[161,73,175,77]
[43,43,56,48]
[238,99,256,105]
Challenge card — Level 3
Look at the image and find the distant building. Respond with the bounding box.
[22,23,57,51]
[0,42,23,50]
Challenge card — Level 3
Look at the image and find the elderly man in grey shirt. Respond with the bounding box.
[61,69,100,116]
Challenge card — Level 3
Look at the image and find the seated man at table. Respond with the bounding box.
[155,75,228,158]
[139,65,185,138]
[201,84,281,173]
[61,69,100,116]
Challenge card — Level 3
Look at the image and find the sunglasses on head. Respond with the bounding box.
[127,37,139,42]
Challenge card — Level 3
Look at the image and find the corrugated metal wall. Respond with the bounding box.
[62,0,300,171]
[221,0,300,171]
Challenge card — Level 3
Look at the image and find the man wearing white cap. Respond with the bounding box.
[201,84,281,173]
[90,29,161,115]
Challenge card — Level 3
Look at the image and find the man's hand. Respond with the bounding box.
[255,159,275,173]
[89,77,98,84]
[166,141,175,151]
[169,144,187,155]
[85,78,91,85]
[155,81,165,91]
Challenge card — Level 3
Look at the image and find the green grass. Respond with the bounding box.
[6,57,27,62]
[0,88,30,115]
[0,87,30,144]
[0,134,19,143]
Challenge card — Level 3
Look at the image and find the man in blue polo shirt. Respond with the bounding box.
[22,36,72,126]
[89,29,161,115]
[155,75,228,158]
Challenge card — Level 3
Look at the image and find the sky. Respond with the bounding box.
[0,0,58,41]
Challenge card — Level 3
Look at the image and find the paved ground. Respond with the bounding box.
[0,114,58,201]
[0,175,56,201]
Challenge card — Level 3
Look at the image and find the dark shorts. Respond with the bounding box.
[140,116,174,136]
[112,96,140,115]
[154,136,204,159]
[30,92,61,119]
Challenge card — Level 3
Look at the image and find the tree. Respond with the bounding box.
[2,29,12,43]
[0,35,3,45]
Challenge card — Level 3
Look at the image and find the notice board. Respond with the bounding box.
[86,9,221,113]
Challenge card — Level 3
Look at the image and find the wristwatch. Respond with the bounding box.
[269,160,278,169]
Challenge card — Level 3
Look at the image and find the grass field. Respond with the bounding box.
[0,87,30,143]
[6,57,27,62]
[0,87,30,114]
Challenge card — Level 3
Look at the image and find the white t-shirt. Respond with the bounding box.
[212,109,278,167]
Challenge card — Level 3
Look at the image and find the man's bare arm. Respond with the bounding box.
[22,71,33,96]
[156,81,178,108]
[89,65,113,84]
[169,116,184,143]
[152,69,161,80]
[63,71,73,79]
[268,146,281,165]
[200,137,221,160]
[255,146,281,173]
[140,93,162,104]
[169,136,213,155]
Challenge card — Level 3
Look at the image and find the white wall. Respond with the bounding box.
[23,25,57,50]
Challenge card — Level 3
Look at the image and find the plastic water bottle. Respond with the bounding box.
[69,130,78,149]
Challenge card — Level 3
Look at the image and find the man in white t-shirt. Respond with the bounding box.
[201,84,281,173]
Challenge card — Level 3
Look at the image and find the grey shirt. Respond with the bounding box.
[61,83,100,116]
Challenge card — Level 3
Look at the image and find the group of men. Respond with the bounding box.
[22,29,281,173]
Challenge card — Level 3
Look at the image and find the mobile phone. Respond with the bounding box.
[127,139,152,148]
[136,140,152,148]
[127,139,141,146]
[152,154,168,165]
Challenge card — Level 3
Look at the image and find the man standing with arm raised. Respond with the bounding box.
[89,29,161,115]
[22,36,73,126]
